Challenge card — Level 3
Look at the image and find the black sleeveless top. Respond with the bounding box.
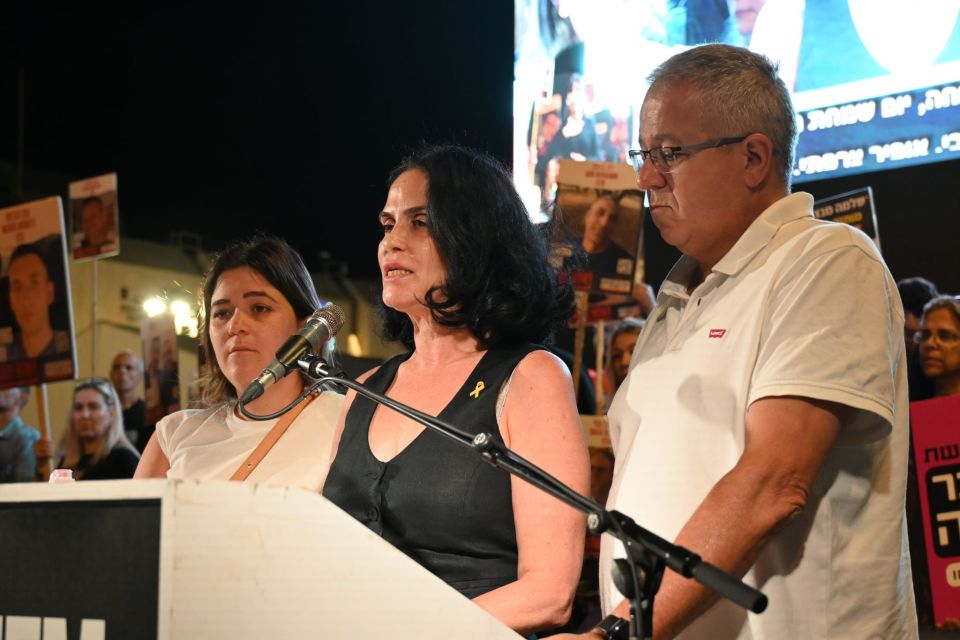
[323,344,541,598]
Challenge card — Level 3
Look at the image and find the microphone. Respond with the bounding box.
[238,303,345,405]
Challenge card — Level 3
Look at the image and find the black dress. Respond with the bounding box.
[323,345,540,598]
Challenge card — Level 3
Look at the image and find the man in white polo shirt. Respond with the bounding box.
[560,44,917,640]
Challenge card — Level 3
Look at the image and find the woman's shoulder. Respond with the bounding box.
[501,347,575,406]
[158,405,221,427]
[155,405,226,446]
[512,346,568,378]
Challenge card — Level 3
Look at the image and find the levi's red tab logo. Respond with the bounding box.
[708,329,727,339]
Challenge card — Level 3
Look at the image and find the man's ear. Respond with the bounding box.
[743,133,775,189]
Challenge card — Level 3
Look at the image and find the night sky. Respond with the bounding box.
[2,2,515,279]
[4,3,958,292]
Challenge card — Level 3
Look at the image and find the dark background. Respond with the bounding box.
[2,3,957,293]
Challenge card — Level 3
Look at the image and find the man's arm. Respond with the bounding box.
[602,395,846,639]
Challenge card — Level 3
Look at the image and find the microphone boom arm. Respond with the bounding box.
[299,354,767,638]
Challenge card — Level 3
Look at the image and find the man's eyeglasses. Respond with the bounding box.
[627,134,750,173]
[914,329,960,345]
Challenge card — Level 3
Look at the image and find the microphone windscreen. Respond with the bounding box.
[315,303,346,336]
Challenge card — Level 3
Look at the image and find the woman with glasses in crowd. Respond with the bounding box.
[909,294,960,628]
[917,295,960,398]
[322,145,589,636]
[134,236,343,490]
[57,378,139,480]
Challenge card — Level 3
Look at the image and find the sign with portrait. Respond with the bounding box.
[553,160,645,322]
[69,172,120,261]
[0,197,77,388]
[580,414,611,449]
[140,315,181,426]
[814,186,880,248]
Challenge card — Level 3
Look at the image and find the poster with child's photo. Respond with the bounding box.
[140,315,180,426]
[0,197,77,387]
[69,172,120,261]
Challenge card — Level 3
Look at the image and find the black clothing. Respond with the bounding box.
[586,242,633,287]
[545,118,600,162]
[123,398,146,434]
[122,398,152,452]
[324,345,541,598]
[907,357,936,402]
[68,446,139,480]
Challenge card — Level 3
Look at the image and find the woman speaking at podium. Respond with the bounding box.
[134,236,343,490]
[323,145,589,636]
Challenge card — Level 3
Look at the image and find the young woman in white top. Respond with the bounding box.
[134,236,343,490]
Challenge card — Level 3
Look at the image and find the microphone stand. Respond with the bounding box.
[244,355,768,640]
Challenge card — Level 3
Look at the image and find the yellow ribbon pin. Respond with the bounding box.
[469,381,485,398]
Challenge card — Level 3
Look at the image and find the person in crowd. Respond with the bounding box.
[110,349,148,450]
[899,277,942,401]
[535,110,563,193]
[566,321,643,631]
[908,293,960,628]
[144,334,180,424]
[607,318,644,391]
[588,447,614,508]
[57,378,139,480]
[135,236,343,491]
[538,110,561,159]
[917,295,960,398]
[563,445,618,634]
[541,155,564,207]
[910,294,960,629]
[3,243,70,361]
[545,74,601,163]
[322,145,590,636]
[591,318,645,414]
[555,44,916,640]
[0,386,40,482]
[161,335,182,416]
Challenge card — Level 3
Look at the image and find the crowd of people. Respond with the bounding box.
[2,42,959,639]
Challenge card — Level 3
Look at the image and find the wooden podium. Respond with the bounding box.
[0,479,522,639]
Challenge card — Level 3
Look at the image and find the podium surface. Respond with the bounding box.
[0,479,522,639]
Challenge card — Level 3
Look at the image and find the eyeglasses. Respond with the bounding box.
[914,329,960,345]
[75,377,115,397]
[627,134,750,173]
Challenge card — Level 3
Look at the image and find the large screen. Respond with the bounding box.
[513,0,960,209]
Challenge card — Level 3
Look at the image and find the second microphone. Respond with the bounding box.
[239,303,345,405]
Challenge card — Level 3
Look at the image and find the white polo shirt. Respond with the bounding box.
[601,192,917,638]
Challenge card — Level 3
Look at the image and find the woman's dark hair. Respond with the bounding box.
[198,235,322,405]
[380,144,574,350]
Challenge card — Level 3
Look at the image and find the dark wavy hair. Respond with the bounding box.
[198,235,322,405]
[380,145,574,350]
